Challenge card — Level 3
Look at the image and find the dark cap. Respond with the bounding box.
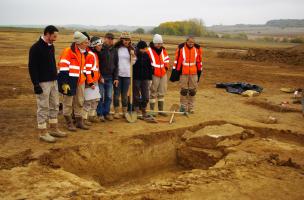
[105,32,114,39]
[137,40,147,49]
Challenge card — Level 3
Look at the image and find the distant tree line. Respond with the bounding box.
[150,19,218,37]
[266,19,304,28]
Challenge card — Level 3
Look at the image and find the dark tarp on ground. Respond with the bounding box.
[216,82,263,94]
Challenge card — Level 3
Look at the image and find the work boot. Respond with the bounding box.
[39,129,56,143]
[188,108,195,114]
[105,114,113,121]
[98,115,105,122]
[64,115,77,132]
[135,107,141,115]
[113,107,121,119]
[89,115,99,123]
[84,119,93,126]
[75,116,90,130]
[158,101,167,117]
[49,122,67,138]
[122,107,128,118]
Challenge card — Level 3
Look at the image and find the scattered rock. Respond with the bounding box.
[185,124,246,149]
[242,90,260,97]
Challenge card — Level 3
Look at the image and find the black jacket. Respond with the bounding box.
[28,37,57,85]
[98,44,118,80]
[133,51,153,81]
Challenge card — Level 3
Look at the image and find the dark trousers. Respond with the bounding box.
[113,76,130,108]
[133,80,150,109]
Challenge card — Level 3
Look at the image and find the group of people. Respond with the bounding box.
[28,25,203,143]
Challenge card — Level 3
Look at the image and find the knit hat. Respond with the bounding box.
[73,31,88,44]
[137,40,147,49]
[120,32,131,39]
[90,36,103,47]
[81,32,90,40]
[153,34,163,44]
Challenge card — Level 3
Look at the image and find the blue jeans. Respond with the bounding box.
[97,75,113,116]
[113,77,130,108]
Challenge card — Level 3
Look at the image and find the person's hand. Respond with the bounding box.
[130,50,135,57]
[113,80,119,87]
[34,84,43,94]
[99,77,104,84]
[62,84,70,95]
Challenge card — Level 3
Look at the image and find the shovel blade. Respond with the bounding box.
[125,112,137,123]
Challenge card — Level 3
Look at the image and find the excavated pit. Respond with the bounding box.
[35,120,304,188]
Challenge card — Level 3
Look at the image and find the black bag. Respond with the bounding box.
[170,69,181,82]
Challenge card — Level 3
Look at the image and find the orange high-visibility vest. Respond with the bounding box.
[146,47,170,77]
[85,51,101,84]
[58,44,88,85]
[173,44,203,75]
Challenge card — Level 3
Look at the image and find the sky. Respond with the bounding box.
[0,0,303,26]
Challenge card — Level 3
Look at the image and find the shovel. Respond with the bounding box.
[125,55,137,123]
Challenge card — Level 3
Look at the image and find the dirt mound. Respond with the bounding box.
[0,149,34,170]
[217,45,304,66]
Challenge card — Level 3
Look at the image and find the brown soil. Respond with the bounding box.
[218,44,304,66]
[0,31,304,200]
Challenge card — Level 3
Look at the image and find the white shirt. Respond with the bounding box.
[118,47,131,77]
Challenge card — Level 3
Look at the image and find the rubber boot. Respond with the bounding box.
[158,101,167,117]
[149,102,156,117]
[64,115,77,132]
[49,122,67,138]
[75,116,90,130]
[113,107,121,119]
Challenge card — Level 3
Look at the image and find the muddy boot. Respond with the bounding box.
[105,114,113,121]
[158,101,167,117]
[137,107,144,120]
[39,128,56,143]
[64,115,77,132]
[149,102,156,117]
[89,115,99,123]
[98,115,105,122]
[84,119,93,126]
[75,116,90,130]
[49,121,67,138]
[179,105,187,113]
[113,107,121,119]
[188,107,195,114]
[122,107,128,118]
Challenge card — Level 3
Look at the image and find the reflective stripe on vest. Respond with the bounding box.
[88,51,98,71]
[182,47,197,66]
[148,47,165,68]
